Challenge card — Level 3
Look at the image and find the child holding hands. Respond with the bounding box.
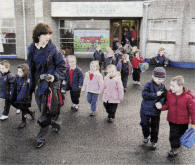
[156,76,195,157]
[11,64,34,129]
[140,67,167,149]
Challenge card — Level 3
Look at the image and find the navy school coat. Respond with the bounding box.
[0,71,15,99]
[65,67,83,92]
[27,41,66,97]
[140,80,167,116]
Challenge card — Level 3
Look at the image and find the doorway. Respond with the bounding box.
[110,19,140,50]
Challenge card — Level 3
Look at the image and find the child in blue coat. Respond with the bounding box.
[117,54,133,92]
[11,64,34,129]
[104,47,116,69]
[115,47,125,65]
[65,55,83,111]
[155,48,168,67]
[93,45,105,72]
[0,60,15,120]
[140,67,167,149]
[61,49,69,94]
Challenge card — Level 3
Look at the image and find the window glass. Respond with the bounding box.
[190,19,195,42]
[148,19,177,42]
[59,20,110,54]
[0,0,16,55]
[34,0,43,24]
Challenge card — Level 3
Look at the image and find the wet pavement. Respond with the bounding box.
[0,59,195,165]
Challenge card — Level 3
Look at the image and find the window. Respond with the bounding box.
[0,0,16,55]
[190,19,195,43]
[59,20,74,54]
[34,0,43,24]
[148,19,177,42]
[59,20,110,54]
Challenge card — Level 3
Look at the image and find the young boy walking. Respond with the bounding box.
[140,67,167,149]
[65,55,83,111]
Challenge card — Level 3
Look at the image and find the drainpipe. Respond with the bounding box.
[22,0,27,60]
[141,1,151,59]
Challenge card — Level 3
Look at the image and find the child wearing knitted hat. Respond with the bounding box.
[140,67,167,149]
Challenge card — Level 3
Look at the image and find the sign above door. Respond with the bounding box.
[51,2,143,17]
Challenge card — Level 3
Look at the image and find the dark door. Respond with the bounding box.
[110,20,122,50]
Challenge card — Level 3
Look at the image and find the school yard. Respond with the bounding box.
[0,59,195,165]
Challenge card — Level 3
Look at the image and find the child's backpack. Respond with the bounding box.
[46,83,63,116]
[139,62,149,72]
[180,128,195,149]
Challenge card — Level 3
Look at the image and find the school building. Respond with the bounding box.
[0,0,195,68]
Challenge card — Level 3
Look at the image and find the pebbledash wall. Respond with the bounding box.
[145,0,195,68]
[1,0,195,68]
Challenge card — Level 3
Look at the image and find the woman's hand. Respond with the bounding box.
[47,74,55,82]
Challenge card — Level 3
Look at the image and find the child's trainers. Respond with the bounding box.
[74,105,79,111]
[16,109,21,114]
[35,138,45,148]
[124,88,127,93]
[107,118,114,123]
[0,115,8,120]
[90,112,95,116]
[71,104,75,110]
[51,120,61,133]
[168,149,178,158]
[17,121,26,129]
[143,137,149,144]
[151,142,157,150]
[137,81,141,85]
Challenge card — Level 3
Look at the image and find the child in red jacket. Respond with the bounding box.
[131,50,144,85]
[156,76,195,157]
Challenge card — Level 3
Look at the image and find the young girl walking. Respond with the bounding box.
[117,54,133,92]
[82,61,104,116]
[102,64,124,122]
[11,64,34,129]
[131,50,144,85]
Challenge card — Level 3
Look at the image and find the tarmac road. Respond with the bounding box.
[0,59,195,165]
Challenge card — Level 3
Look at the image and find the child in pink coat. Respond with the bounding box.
[82,61,104,116]
[103,64,124,122]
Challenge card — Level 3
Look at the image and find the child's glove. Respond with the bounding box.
[62,80,66,85]
[157,91,163,96]
[78,86,82,91]
[155,102,162,109]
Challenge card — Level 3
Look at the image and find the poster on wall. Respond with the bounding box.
[74,30,109,53]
